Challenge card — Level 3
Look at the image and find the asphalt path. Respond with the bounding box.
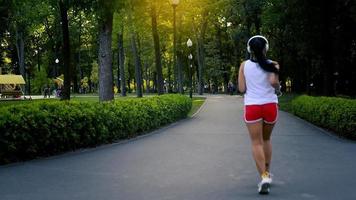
[1,95,355,200]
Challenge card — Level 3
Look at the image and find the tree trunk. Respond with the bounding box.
[98,3,114,101]
[59,0,71,100]
[216,25,229,94]
[167,58,172,92]
[177,51,184,94]
[118,28,126,96]
[73,8,81,94]
[54,42,61,77]
[197,38,206,95]
[177,13,184,94]
[193,10,208,95]
[15,29,25,85]
[173,6,178,92]
[130,32,143,98]
[151,4,164,95]
[44,16,59,78]
[128,8,143,98]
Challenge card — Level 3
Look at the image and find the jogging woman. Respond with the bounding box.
[238,35,280,195]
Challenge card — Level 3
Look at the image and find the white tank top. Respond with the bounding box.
[243,60,278,105]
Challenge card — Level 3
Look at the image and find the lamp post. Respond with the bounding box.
[187,38,193,98]
[172,0,179,92]
[25,65,31,96]
[55,58,59,77]
[35,47,41,71]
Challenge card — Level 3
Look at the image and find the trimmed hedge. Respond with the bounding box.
[290,95,356,139]
[0,94,192,164]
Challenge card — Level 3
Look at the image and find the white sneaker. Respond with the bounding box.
[258,172,271,194]
[266,173,273,184]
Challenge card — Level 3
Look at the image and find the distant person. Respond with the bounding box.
[238,35,280,195]
[114,84,118,94]
[44,86,49,98]
[47,85,51,98]
[56,86,62,97]
[228,82,234,95]
[286,78,292,93]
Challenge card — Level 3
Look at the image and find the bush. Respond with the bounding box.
[32,68,52,94]
[290,95,356,139]
[0,94,192,164]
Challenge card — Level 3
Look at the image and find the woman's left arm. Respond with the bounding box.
[238,62,246,93]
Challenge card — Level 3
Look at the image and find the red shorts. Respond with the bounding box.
[244,103,278,124]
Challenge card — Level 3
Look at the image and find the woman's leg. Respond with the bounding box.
[262,123,275,172]
[246,121,266,175]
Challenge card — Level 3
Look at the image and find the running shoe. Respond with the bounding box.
[258,172,271,194]
[266,173,273,184]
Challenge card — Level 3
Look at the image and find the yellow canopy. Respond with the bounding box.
[0,75,26,85]
[53,77,63,86]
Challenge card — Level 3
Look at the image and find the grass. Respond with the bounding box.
[188,97,206,117]
[0,94,144,106]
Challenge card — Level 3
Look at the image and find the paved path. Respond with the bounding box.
[1,95,355,200]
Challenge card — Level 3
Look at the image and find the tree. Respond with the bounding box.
[97,0,115,101]
[58,0,72,100]
[0,1,10,39]
[5,0,354,98]
[129,21,143,98]
[0,1,10,72]
[150,1,164,95]
[118,24,127,96]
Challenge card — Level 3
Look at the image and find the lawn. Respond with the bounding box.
[188,97,206,117]
[0,94,143,106]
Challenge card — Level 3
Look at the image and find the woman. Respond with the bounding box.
[238,35,280,195]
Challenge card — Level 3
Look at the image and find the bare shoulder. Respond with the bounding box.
[239,61,247,70]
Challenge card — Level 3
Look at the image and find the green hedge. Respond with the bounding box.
[0,94,192,164]
[290,95,356,139]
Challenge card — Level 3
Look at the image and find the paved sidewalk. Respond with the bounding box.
[0,95,355,200]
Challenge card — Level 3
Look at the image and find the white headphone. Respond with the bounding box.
[247,35,269,53]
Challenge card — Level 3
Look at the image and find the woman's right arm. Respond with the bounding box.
[238,62,246,93]
[269,61,280,88]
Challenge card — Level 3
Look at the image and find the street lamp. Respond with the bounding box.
[187,38,193,98]
[55,58,59,77]
[172,0,179,92]
[35,47,41,71]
